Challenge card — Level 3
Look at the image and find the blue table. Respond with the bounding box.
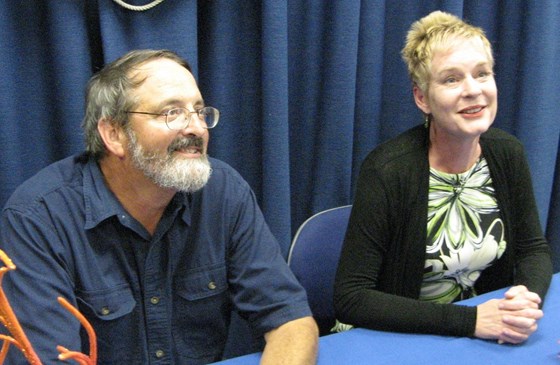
[213,273,560,364]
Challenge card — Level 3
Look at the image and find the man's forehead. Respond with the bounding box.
[128,59,202,107]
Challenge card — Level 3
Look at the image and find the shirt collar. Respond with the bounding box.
[172,191,192,226]
[83,157,127,229]
[82,157,193,229]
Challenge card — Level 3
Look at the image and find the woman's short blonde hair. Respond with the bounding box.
[401,11,494,93]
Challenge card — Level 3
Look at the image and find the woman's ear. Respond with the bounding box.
[413,84,431,115]
[97,118,126,158]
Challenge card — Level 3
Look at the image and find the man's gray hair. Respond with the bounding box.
[81,49,192,160]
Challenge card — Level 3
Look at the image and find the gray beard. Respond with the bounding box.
[126,130,212,193]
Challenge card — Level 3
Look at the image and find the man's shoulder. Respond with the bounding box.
[207,157,236,173]
[207,157,249,187]
[3,153,87,211]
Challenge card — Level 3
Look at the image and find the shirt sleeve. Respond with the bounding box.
[225,185,312,337]
[1,206,82,364]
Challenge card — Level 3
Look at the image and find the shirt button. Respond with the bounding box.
[155,350,165,358]
[150,296,160,305]
[100,306,110,315]
[208,281,216,290]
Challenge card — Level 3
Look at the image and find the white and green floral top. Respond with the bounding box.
[420,157,507,303]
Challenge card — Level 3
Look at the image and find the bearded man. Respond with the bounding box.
[0,49,318,365]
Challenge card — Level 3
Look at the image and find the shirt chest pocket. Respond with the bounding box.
[77,285,136,320]
[175,264,228,300]
[76,285,142,363]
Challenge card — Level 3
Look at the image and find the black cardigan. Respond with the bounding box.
[334,125,553,337]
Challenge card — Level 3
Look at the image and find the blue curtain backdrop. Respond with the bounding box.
[2,0,560,281]
[1,0,560,356]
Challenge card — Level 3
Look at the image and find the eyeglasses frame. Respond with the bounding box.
[125,106,219,130]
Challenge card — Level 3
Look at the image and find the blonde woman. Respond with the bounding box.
[334,11,552,344]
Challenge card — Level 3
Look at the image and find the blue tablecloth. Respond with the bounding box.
[214,273,560,364]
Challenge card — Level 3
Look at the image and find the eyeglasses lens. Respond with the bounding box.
[166,108,219,130]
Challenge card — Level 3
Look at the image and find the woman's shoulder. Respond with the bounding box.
[362,124,428,170]
[481,127,525,154]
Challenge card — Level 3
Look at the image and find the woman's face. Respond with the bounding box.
[414,38,497,142]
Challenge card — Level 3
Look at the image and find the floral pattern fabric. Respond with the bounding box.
[420,157,506,303]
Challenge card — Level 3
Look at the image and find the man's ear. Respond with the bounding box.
[98,118,126,158]
[413,84,431,115]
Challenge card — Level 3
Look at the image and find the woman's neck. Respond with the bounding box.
[428,130,481,174]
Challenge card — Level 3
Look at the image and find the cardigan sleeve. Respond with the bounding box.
[475,130,553,302]
[503,138,552,300]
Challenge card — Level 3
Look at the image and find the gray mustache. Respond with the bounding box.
[168,137,204,153]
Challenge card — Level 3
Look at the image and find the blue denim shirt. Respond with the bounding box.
[0,153,310,364]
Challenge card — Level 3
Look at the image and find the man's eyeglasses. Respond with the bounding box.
[126,107,220,130]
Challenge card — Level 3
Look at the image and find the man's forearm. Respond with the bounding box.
[261,316,318,365]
